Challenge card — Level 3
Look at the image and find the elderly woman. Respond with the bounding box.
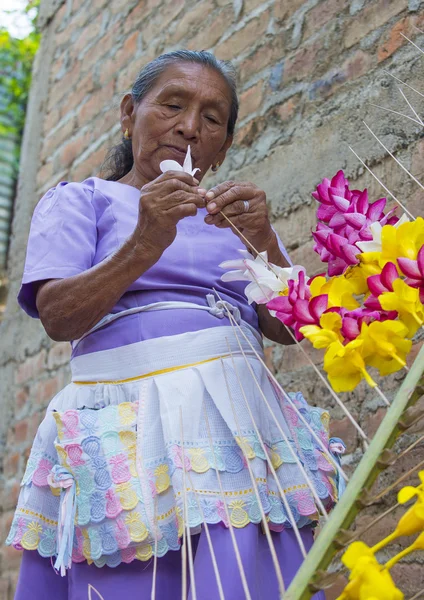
[7,51,335,599]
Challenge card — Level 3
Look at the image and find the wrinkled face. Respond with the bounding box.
[120,62,234,184]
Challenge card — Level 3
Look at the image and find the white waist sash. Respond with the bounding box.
[72,294,262,351]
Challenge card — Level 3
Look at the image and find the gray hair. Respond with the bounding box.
[103,50,239,181]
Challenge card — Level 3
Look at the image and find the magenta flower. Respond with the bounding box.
[267,271,317,340]
[329,306,395,341]
[312,170,398,276]
[364,262,399,310]
[398,246,424,303]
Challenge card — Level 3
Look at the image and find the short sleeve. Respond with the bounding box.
[18,181,97,318]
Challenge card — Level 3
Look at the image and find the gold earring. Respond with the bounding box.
[124,129,130,140]
[212,162,221,172]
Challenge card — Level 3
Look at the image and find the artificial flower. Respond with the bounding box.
[160,145,200,177]
[220,250,305,305]
[267,270,312,340]
[337,307,394,341]
[371,472,424,556]
[356,214,410,254]
[338,541,404,600]
[359,320,412,376]
[385,531,424,571]
[398,245,424,303]
[379,278,424,337]
[364,262,399,311]
[312,170,399,276]
[323,339,376,392]
[299,312,343,349]
[309,275,359,311]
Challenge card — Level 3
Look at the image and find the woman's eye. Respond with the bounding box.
[167,104,181,110]
[206,116,219,124]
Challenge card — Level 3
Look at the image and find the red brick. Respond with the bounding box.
[239,35,286,84]
[168,0,216,44]
[15,387,29,413]
[58,130,92,168]
[72,11,103,60]
[4,453,20,478]
[59,72,95,119]
[343,50,374,81]
[143,0,185,46]
[124,0,163,35]
[1,545,23,572]
[187,5,234,50]
[238,80,265,121]
[325,576,349,600]
[41,116,75,163]
[304,0,347,40]
[329,416,358,453]
[215,10,271,60]
[284,40,321,84]
[0,577,10,600]
[77,80,115,127]
[363,406,387,438]
[35,375,62,407]
[235,118,265,147]
[14,419,29,444]
[15,351,47,385]
[71,144,110,182]
[80,22,121,76]
[274,0,305,22]
[391,562,424,596]
[47,343,72,370]
[344,0,408,49]
[274,95,300,122]
[36,161,54,190]
[42,107,61,137]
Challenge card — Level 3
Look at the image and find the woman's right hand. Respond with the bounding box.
[133,171,206,259]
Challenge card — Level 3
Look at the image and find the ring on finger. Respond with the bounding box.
[243,200,250,213]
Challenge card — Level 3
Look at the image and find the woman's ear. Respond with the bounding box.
[216,134,233,167]
[120,94,135,136]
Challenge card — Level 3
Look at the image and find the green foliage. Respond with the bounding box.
[0,0,40,169]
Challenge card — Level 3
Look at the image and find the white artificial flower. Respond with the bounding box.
[356,213,410,253]
[220,249,306,305]
[159,145,200,177]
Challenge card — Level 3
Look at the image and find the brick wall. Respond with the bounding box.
[1,0,424,597]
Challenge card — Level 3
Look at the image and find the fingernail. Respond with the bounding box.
[197,188,207,196]
[207,202,217,212]
[206,191,214,199]
[205,215,213,223]
[193,178,200,185]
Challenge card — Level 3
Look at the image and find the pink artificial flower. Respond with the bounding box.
[312,170,398,276]
[397,245,424,303]
[364,262,399,311]
[267,271,316,340]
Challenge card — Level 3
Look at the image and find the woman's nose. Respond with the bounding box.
[175,110,200,139]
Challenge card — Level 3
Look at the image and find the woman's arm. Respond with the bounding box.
[36,171,205,342]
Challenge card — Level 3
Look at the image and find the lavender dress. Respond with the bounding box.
[11,177,327,599]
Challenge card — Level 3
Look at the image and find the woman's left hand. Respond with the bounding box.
[204,181,275,253]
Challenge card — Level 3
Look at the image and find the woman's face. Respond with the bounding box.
[120,62,234,184]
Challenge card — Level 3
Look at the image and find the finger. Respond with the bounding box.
[206,185,256,214]
[155,170,200,187]
[170,203,198,219]
[159,177,205,196]
[205,180,253,201]
[166,191,205,209]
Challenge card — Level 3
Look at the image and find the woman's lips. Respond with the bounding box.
[164,145,196,164]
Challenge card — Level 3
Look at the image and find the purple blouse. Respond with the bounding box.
[19,177,290,358]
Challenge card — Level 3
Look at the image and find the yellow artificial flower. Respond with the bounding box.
[300,312,343,349]
[338,541,404,600]
[358,321,412,376]
[385,531,424,571]
[323,340,376,392]
[357,252,384,279]
[344,264,369,295]
[379,279,424,337]
[310,275,359,310]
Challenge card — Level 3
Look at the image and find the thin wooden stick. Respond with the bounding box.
[375,386,391,407]
[215,291,369,445]
[348,502,400,544]
[88,584,106,600]
[400,32,424,55]
[185,471,226,600]
[397,434,424,461]
[348,144,415,219]
[222,321,330,520]
[368,102,423,126]
[220,356,286,596]
[382,70,424,100]
[151,497,158,600]
[203,403,253,600]
[225,339,307,557]
[212,289,350,480]
[372,458,424,503]
[179,408,197,600]
[363,120,424,193]
[398,86,424,126]
[409,588,424,600]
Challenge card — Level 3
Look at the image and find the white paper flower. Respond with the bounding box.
[159,145,200,176]
[356,213,410,254]
[220,250,306,305]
